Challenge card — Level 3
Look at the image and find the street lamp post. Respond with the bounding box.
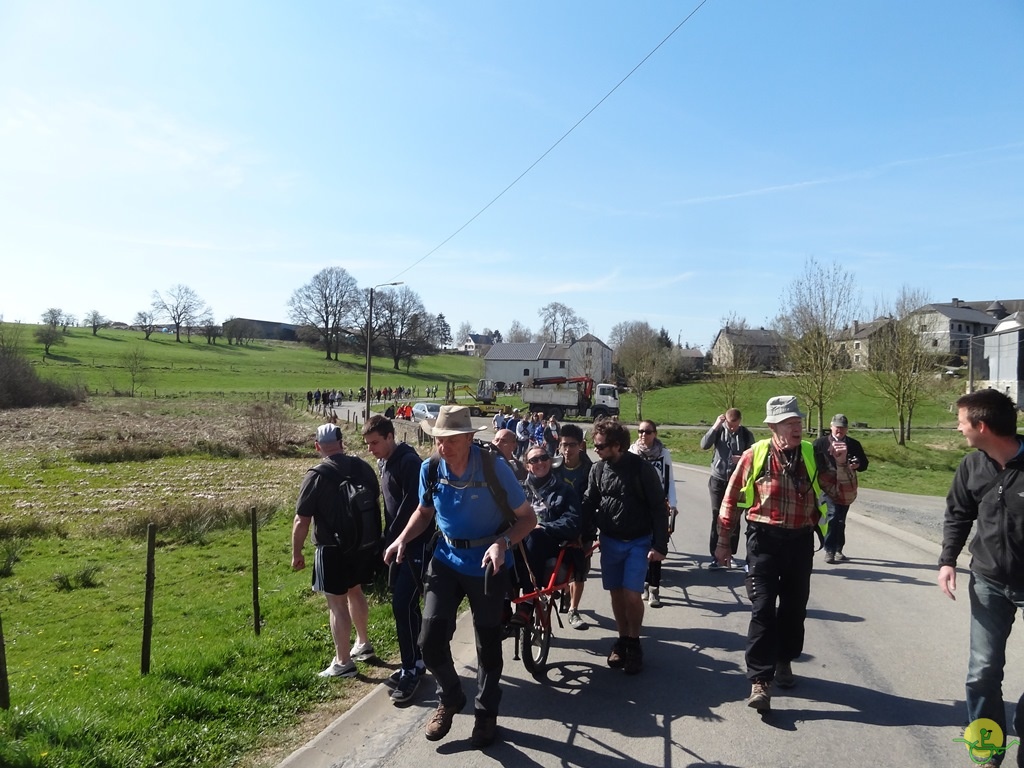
[365,282,403,423]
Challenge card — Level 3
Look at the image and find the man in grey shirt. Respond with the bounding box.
[700,408,754,569]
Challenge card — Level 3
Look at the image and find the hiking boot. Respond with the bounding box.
[775,660,796,689]
[470,712,499,748]
[424,693,466,741]
[748,680,771,712]
[823,551,836,564]
[648,588,661,608]
[350,641,375,661]
[834,551,847,562]
[567,610,587,629]
[390,667,423,704]
[318,658,357,678]
[607,639,626,668]
[623,642,644,675]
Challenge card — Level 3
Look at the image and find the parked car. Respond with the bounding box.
[411,402,441,422]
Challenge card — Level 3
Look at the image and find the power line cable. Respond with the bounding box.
[391,0,710,280]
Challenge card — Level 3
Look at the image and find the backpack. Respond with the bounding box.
[424,440,516,525]
[311,462,383,556]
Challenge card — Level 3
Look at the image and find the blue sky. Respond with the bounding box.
[1,1,1022,350]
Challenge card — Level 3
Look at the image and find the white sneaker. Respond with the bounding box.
[729,557,744,569]
[834,551,847,562]
[351,641,375,661]
[318,658,357,678]
[648,589,661,608]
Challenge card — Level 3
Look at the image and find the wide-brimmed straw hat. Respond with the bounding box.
[423,405,487,437]
[763,395,805,424]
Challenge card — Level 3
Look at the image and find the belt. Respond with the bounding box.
[442,533,500,549]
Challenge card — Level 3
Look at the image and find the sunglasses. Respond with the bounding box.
[593,442,610,451]
[637,429,654,435]
[527,455,551,465]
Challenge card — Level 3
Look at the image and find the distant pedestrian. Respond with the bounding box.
[700,408,755,569]
[629,420,678,608]
[813,414,869,563]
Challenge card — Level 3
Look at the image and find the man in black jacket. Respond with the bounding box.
[582,419,668,675]
[813,414,870,564]
[363,415,430,705]
[938,389,1024,768]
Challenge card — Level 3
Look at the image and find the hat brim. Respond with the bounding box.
[422,420,487,437]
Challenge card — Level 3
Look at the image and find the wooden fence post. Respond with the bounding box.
[0,613,10,709]
[141,524,156,675]
[251,507,261,636]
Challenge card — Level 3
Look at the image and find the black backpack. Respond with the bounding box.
[311,462,383,555]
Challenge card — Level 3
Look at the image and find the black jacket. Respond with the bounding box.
[939,437,1024,588]
[379,442,429,548]
[582,451,669,555]
[812,433,869,473]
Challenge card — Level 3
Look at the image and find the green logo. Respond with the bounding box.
[954,718,1021,764]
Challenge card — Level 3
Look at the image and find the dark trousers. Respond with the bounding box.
[744,524,814,681]
[645,561,662,589]
[391,542,426,672]
[709,476,741,556]
[420,557,508,716]
[518,529,560,593]
[821,496,850,554]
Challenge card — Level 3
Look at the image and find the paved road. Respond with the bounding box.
[279,442,1024,768]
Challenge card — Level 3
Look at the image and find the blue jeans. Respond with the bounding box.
[821,496,849,554]
[967,572,1024,765]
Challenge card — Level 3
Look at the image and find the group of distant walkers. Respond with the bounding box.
[289,389,1024,764]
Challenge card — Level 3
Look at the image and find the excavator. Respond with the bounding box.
[444,379,505,417]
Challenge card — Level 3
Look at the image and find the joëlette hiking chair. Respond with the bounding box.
[485,540,600,676]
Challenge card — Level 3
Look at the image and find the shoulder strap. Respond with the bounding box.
[480,448,516,524]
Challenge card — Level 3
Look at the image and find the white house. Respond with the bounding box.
[484,334,613,386]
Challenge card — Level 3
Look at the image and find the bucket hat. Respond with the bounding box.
[763,395,805,424]
[423,405,487,437]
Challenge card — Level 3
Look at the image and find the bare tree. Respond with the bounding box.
[152,285,206,343]
[456,322,473,347]
[866,286,938,445]
[288,267,360,360]
[134,311,157,340]
[376,286,427,370]
[223,317,258,346]
[538,302,588,343]
[34,325,65,356]
[84,310,108,337]
[198,310,221,344]
[775,258,860,434]
[506,320,532,343]
[120,346,150,397]
[708,312,754,414]
[610,320,674,421]
[41,308,63,328]
[60,312,76,333]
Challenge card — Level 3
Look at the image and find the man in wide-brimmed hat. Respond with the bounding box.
[715,395,858,713]
[384,405,536,749]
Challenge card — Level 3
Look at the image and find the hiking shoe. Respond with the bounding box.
[623,643,644,675]
[823,551,836,564]
[567,610,587,629]
[648,589,661,608]
[748,680,771,712]
[424,693,467,741]
[607,639,626,668]
[729,557,744,569]
[775,661,795,689]
[387,668,403,687]
[350,641,375,661]
[834,551,847,562]
[318,658,357,678]
[470,712,499,748]
[390,668,423,704]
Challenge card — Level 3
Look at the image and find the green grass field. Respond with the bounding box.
[12,322,483,396]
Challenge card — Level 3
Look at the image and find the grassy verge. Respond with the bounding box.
[0,399,423,768]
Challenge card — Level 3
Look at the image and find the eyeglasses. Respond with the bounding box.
[527,455,551,465]
[637,429,654,435]
[593,442,609,451]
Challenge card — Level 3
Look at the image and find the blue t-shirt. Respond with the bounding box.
[419,445,527,576]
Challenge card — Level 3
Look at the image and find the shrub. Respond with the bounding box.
[242,402,290,456]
